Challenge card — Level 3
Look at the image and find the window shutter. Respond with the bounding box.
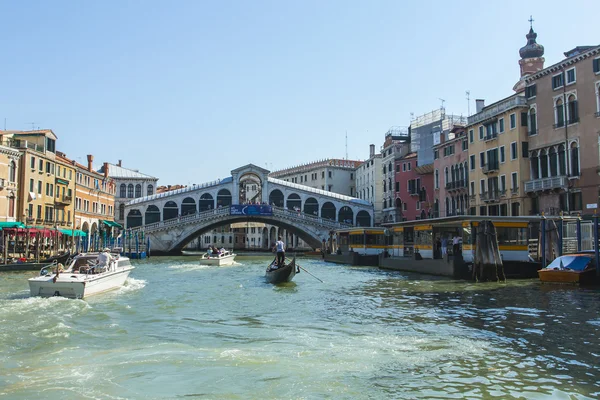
[521,112,528,126]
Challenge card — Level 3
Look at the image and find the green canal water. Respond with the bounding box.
[1,256,599,399]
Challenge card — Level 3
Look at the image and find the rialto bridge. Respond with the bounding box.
[124,164,374,253]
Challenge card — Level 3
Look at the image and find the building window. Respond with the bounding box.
[469,129,474,143]
[552,73,564,90]
[525,84,537,98]
[434,169,439,189]
[555,98,565,127]
[328,171,332,178]
[147,184,154,195]
[37,181,42,194]
[120,184,126,198]
[479,152,485,168]
[510,142,517,160]
[478,126,484,140]
[119,204,125,220]
[571,142,580,176]
[30,156,35,169]
[594,58,600,73]
[462,140,468,151]
[127,184,134,198]
[500,146,505,163]
[509,113,516,130]
[528,108,537,135]
[470,181,475,196]
[38,159,43,171]
[566,68,576,85]
[567,94,579,124]
[135,184,142,197]
[499,118,505,133]
[470,155,475,170]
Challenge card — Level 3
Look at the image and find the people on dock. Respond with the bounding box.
[274,236,285,266]
[441,236,448,257]
[452,234,461,256]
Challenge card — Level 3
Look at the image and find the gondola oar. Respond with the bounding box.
[296,264,324,283]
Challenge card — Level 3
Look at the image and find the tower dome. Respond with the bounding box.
[519,27,544,59]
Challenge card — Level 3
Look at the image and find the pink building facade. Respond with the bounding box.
[394,153,434,221]
[433,127,470,217]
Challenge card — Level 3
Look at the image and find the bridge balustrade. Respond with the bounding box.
[128,205,354,233]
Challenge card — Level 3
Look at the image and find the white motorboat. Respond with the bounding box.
[28,251,134,299]
[200,250,236,266]
[181,250,205,256]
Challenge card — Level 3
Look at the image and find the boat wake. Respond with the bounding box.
[169,264,213,271]
[118,277,147,294]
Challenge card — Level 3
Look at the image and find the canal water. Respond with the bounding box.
[1,256,599,399]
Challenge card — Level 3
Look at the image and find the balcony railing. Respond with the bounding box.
[445,180,467,191]
[528,129,538,136]
[511,187,519,195]
[484,133,498,142]
[479,192,488,201]
[553,121,565,129]
[467,96,527,125]
[524,176,568,192]
[482,163,499,174]
[486,191,500,203]
[55,195,72,205]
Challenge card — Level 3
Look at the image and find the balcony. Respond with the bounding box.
[482,163,499,175]
[553,121,565,129]
[484,133,498,142]
[568,117,579,125]
[511,187,519,195]
[446,180,467,192]
[26,217,34,224]
[486,191,500,203]
[55,195,72,205]
[528,129,538,136]
[479,192,488,202]
[524,176,568,193]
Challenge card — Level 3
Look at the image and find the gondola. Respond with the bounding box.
[41,251,71,265]
[265,256,298,284]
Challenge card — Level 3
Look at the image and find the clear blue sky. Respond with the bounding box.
[1,0,598,186]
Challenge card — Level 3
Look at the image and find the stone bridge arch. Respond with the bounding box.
[172,216,324,252]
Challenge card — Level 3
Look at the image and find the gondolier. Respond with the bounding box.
[275,236,285,266]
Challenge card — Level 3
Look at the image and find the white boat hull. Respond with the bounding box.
[200,254,236,266]
[29,253,135,299]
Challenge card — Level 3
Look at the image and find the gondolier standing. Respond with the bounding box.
[275,236,285,266]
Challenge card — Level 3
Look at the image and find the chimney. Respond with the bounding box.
[118,159,122,167]
[369,144,375,157]
[103,162,109,178]
[475,99,485,113]
[87,154,93,172]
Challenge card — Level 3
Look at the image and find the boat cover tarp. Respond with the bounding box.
[546,255,594,271]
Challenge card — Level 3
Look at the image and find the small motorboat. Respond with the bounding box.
[538,252,598,285]
[28,250,134,299]
[199,250,236,266]
[265,256,298,284]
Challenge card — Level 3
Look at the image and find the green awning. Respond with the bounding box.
[0,221,26,229]
[59,229,87,237]
[102,220,123,228]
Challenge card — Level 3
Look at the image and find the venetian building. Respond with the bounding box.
[0,141,21,222]
[97,160,158,227]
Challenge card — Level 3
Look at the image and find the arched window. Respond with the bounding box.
[434,169,439,189]
[558,144,567,176]
[135,184,142,197]
[8,161,16,182]
[388,162,392,172]
[567,94,579,125]
[555,98,565,127]
[549,147,558,177]
[127,184,134,198]
[571,142,580,176]
[530,150,540,179]
[540,149,548,178]
[444,167,449,185]
[120,184,126,198]
[147,184,154,196]
[528,107,537,134]
[451,165,455,183]
[383,199,387,209]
